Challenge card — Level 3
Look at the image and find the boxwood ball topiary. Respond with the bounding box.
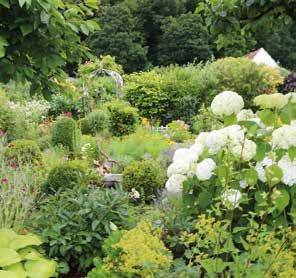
[122,160,165,202]
[51,116,80,153]
[45,160,87,193]
[4,139,42,165]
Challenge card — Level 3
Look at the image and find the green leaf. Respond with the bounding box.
[40,11,50,24]
[18,0,26,7]
[265,165,283,187]
[0,270,20,278]
[288,146,296,161]
[200,258,229,274]
[9,234,42,250]
[275,190,290,212]
[80,23,89,35]
[258,110,277,126]
[3,263,26,278]
[280,102,296,124]
[245,168,258,186]
[0,0,10,8]
[0,229,17,248]
[217,165,228,185]
[0,248,21,267]
[19,247,43,260]
[198,191,212,209]
[24,259,57,278]
[224,114,237,126]
[20,24,33,36]
[255,142,271,161]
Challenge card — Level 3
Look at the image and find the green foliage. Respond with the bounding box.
[80,135,101,163]
[167,120,191,142]
[33,187,129,272]
[4,139,41,165]
[0,229,56,278]
[105,100,139,137]
[88,3,149,73]
[157,12,212,66]
[0,0,99,92]
[200,57,284,106]
[80,110,110,136]
[88,221,172,277]
[107,127,173,166]
[122,160,165,202]
[125,65,204,124]
[51,117,80,153]
[44,160,87,193]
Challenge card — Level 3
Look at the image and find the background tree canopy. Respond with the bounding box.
[0,0,99,92]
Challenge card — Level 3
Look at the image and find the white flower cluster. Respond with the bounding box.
[222,189,242,208]
[211,91,244,116]
[231,139,257,162]
[237,109,256,121]
[8,99,50,121]
[255,157,274,182]
[278,155,296,187]
[271,125,296,149]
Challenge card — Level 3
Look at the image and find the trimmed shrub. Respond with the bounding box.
[80,110,110,136]
[105,100,139,136]
[122,160,165,202]
[4,139,42,165]
[45,160,87,193]
[51,117,80,153]
[200,57,284,106]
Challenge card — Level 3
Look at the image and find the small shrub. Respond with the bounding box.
[105,100,139,137]
[88,221,172,277]
[4,139,42,165]
[200,57,284,106]
[33,187,129,272]
[122,160,165,202]
[80,110,109,136]
[80,135,101,162]
[167,120,191,142]
[48,94,75,117]
[45,160,87,193]
[107,127,174,166]
[0,229,56,278]
[51,117,80,153]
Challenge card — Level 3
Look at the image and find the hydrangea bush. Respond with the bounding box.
[166,91,296,227]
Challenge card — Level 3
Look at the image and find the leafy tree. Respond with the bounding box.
[0,0,99,92]
[196,0,296,57]
[88,3,148,72]
[157,12,212,66]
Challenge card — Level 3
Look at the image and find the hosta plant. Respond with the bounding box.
[0,229,56,278]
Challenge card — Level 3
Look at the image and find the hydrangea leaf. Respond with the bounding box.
[275,190,290,213]
[0,270,20,278]
[19,247,43,260]
[3,262,26,278]
[0,229,17,248]
[9,234,42,250]
[265,165,283,187]
[258,110,277,126]
[24,259,57,278]
[244,168,258,186]
[0,248,21,267]
[288,146,296,161]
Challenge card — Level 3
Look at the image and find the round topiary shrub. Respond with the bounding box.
[122,160,165,202]
[4,139,42,165]
[45,160,87,193]
[80,109,110,136]
[51,116,80,153]
[105,100,139,137]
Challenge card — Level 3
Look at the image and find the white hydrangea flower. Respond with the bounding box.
[165,174,187,195]
[237,109,256,121]
[189,143,204,158]
[271,125,296,149]
[195,158,216,181]
[255,157,274,182]
[222,125,245,146]
[278,155,296,187]
[239,180,248,189]
[231,139,257,161]
[221,189,242,208]
[254,93,288,109]
[211,91,244,116]
[167,161,190,178]
[173,148,199,164]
